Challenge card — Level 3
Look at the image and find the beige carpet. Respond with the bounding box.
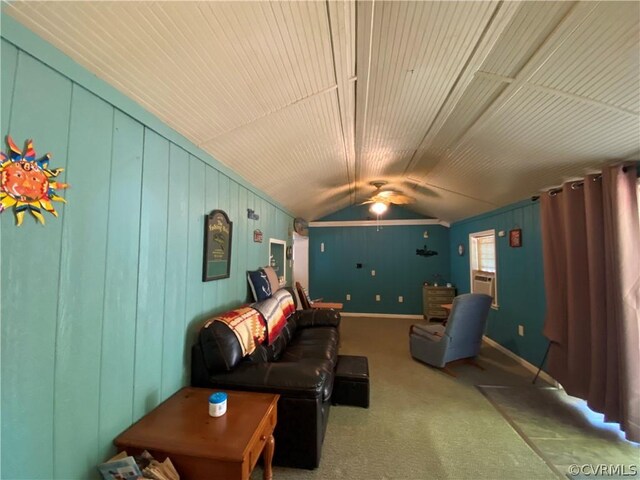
[251,316,568,480]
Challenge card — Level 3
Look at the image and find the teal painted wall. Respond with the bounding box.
[1,19,292,480]
[309,206,450,314]
[449,199,547,368]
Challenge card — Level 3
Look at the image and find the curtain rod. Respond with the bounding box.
[530,164,633,202]
[531,171,613,201]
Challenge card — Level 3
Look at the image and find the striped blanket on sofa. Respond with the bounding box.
[253,289,296,344]
[208,307,266,356]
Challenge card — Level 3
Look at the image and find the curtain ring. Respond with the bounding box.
[549,190,557,197]
[570,182,583,190]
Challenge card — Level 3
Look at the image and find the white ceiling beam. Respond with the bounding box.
[354,0,375,202]
[439,1,600,159]
[402,0,523,179]
[326,0,357,204]
[409,179,498,207]
[474,71,515,84]
[475,70,639,117]
[200,84,337,147]
[527,83,639,117]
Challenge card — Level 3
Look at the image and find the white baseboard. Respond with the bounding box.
[482,336,558,387]
[341,312,423,320]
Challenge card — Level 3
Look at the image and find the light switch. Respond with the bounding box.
[320,242,325,252]
[518,325,524,336]
[371,270,376,276]
[346,294,351,301]
[398,296,403,303]
[375,294,381,301]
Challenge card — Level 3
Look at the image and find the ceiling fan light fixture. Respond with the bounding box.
[370,201,388,215]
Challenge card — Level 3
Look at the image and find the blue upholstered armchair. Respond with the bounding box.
[409,293,492,375]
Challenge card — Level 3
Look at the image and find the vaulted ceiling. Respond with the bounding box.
[5,1,639,222]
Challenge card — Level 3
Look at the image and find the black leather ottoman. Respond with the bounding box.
[332,355,369,408]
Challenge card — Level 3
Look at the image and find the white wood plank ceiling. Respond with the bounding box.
[4,1,639,222]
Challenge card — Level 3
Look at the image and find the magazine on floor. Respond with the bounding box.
[97,452,142,480]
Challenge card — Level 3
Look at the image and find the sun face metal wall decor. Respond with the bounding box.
[0,136,68,226]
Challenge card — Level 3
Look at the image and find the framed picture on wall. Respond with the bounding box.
[203,210,233,281]
[509,228,522,248]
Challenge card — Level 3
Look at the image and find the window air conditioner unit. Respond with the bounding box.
[472,270,495,299]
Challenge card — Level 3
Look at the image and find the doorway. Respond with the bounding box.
[293,232,309,289]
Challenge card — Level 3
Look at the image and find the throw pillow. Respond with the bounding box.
[247,269,272,302]
[262,266,280,293]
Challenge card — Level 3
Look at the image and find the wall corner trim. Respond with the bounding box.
[309,219,450,228]
[482,336,558,387]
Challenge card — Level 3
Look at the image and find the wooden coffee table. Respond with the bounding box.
[114,387,279,480]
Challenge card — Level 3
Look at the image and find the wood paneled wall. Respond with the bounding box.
[449,200,547,368]
[0,37,292,479]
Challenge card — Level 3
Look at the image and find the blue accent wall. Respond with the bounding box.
[1,17,292,480]
[449,199,547,368]
[309,207,450,314]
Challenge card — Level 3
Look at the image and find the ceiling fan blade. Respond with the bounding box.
[370,192,415,205]
[372,190,396,199]
[389,194,415,205]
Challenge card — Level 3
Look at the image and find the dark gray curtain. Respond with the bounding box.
[541,163,639,443]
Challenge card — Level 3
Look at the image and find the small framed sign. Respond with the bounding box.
[203,210,232,281]
[509,228,522,248]
[253,229,263,243]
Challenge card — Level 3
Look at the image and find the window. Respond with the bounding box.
[469,230,498,308]
[473,234,496,272]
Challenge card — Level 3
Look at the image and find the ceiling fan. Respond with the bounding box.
[361,181,415,214]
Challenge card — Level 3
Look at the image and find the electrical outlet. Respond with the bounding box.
[320,242,325,252]
[371,270,376,276]
[518,325,524,336]
[346,294,351,301]
[375,294,381,301]
[398,296,403,303]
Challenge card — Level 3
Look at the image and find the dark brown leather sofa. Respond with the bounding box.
[191,304,340,469]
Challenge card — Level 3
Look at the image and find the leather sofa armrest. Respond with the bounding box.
[205,358,334,400]
[295,309,341,329]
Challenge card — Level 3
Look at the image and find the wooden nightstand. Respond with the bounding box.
[114,388,279,480]
[423,285,456,321]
